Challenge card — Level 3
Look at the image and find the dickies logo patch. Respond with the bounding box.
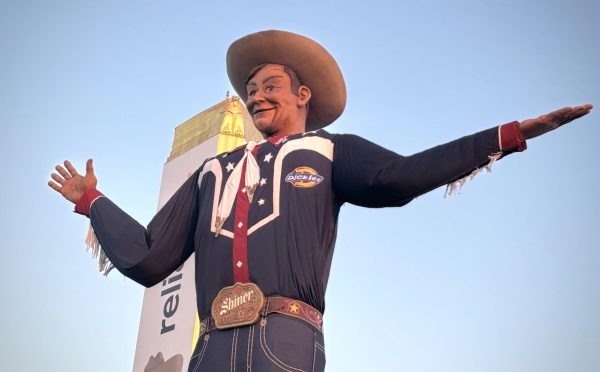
[285,167,324,188]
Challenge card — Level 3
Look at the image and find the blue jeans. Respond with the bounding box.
[188,314,326,372]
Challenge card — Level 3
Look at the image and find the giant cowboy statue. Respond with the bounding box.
[48,30,592,371]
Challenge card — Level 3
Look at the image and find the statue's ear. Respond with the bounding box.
[297,85,311,108]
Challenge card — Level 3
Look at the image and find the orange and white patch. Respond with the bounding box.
[285,166,324,188]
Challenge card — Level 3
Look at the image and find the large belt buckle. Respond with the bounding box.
[211,282,265,329]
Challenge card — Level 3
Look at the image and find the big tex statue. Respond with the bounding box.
[49,30,592,371]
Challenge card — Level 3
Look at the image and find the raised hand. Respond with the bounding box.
[48,159,97,204]
[519,104,593,140]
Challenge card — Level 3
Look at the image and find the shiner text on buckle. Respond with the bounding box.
[211,282,265,329]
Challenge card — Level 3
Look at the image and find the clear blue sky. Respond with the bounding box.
[1,0,599,371]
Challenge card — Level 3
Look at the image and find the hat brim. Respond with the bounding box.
[226,30,346,131]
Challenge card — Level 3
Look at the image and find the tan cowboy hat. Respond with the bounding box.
[226,30,346,131]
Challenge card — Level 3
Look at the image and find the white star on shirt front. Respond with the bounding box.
[257,198,265,206]
[259,178,267,186]
[264,153,273,163]
[226,162,234,172]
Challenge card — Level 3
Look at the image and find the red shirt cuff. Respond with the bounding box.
[500,121,527,152]
[74,189,104,217]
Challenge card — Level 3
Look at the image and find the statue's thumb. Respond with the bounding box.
[86,159,94,176]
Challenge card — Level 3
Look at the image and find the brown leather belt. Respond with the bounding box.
[201,296,323,335]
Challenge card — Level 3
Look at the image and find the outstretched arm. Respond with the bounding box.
[333,104,593,207]
[333,126,503,207]
[48,160,201,286]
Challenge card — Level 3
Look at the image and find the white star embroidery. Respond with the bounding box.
[264,153,273,163]
[226,162,234,172]
[259,178,267,186]
[257,199,265,206]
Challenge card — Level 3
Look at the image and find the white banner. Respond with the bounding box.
[132,137,218,372]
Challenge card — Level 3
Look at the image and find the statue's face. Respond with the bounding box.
[245,64,303,137]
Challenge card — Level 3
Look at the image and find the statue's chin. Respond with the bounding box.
[253,120,277,137]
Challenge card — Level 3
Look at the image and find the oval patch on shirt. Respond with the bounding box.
[285,166,324,188]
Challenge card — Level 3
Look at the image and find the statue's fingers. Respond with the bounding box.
[576,105,593,116]
[578,103,593,111]
[569,110,591,122]
[51,173,66,185]
[551,107,572,116]
[547,107,575,122]
[563,106,590,121]
[64,160,79,177]
[48,180,62,192]
[554,106,592,127]
[564,105,590,116]
[571,107,590,119]
[55,164,72,180]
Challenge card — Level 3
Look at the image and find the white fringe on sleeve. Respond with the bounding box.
[85,223,114,276]
[444,152,503,197]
